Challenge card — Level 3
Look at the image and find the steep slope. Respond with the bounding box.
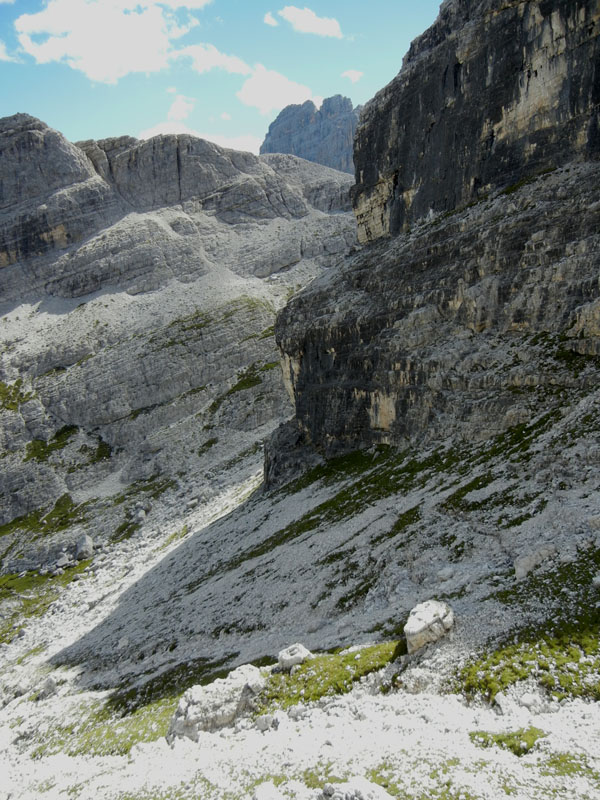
[0,114,356,574]
[260,95,360,174]
[2,3,600,798]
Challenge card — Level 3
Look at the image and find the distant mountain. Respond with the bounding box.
[260,95,360,174]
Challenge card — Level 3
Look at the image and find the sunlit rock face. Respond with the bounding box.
[352,0,600,243]
[0,114,356,299]
[0,114,357,568]
[269,0,600,473]
[260,95,360,175]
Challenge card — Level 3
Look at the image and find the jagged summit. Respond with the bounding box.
[260,94,360,174]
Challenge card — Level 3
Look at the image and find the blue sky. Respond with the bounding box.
[0,1,441,152]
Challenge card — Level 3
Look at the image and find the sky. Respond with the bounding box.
[0,0,441,153]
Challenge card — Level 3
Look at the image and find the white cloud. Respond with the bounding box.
[341,69,363,84]
[13,0,211,83]
[0,1,16,4]
[177,43,251,75]
[167,86,177,94]
[138,119,261,154]
[0,40,15,61]
[264,11,278,27]
[277,6,342,38]
[220,112,231,120]
[237,63,321,115]
[167,94,195,121]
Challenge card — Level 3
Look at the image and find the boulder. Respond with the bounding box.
[38,676,58,700]
[514,546,556,580]
[404,600,454,654]
[75,534,94,561]
[168,664,266,741]
[277,642,312,670]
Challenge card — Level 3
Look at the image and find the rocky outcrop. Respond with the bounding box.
[353,0,600,243]
[270,0,600,466]
[0,114,356,569]
[260,95,360,174]
[0,114,355,300]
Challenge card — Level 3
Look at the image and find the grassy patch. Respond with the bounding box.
[24,425,78,462]
[370,505,422,547]
[111,476,176,506]
[500,167,556,195]
[540,753,600,783]
[257,640,404,713]
[0,378,34,411]
[198,437,218,456]
[470,726,546,757]
[0,494,90,540]
[161,524,189,550]
[0,561,91,644]
[36,654,239,759]
[112,518,142,542]
[459,547,600,701]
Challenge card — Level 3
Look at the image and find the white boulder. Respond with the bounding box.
[277,642,313,670]
[404,599,454,654]
[168,664,266,741]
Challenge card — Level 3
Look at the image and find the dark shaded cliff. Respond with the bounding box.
[268,0,600,480]
[260,95,360,174]
[352,0,600,242]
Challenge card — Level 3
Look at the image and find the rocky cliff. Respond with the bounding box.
[0,114,356,570]
[270,0,600,472]
[260,95,360,174]
[353,0,600,242]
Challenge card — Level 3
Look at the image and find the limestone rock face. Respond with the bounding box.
[353,0,600,243]
[0,114,356,300]
[0,114,356,569]
[260,95,360,174]
[269,1,600,467]
[273,162,600,458]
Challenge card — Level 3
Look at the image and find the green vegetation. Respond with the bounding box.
[470,727,547,757]
[367,761,482,800]
[441,473,495,512]
[0,561,91,644]
[540,753,600,783]
[258,325,275,339]
[0,494,90,540]
[111,476,176,506]
[370,505,422,547]
[112,518,142,542]
[34,654,238,758]
[0,378,34,411]
[24,425,78,462]
[161,523,189,550]
[500,167,556,195]
[256,640,404,713]
[460,546,600,701]
[198,437,218,456]
[227,365,263,394]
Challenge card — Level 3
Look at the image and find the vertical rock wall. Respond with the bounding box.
[352,0,600,242]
